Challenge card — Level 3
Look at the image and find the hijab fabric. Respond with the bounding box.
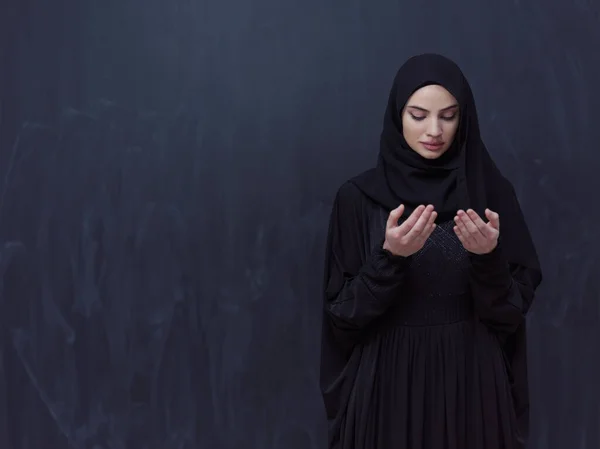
[353,53,485,222]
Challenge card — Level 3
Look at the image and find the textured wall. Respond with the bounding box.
[0,0,598,447]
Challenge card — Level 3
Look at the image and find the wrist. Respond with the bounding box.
[469,240,508,272]
[471,238,500,258]
[383,239,393,253]
[381,240,410,260]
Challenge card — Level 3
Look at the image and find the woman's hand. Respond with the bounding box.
[453,208,500,255]
[383,204,437,257]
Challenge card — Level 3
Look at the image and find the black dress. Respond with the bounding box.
[321,182,532,449]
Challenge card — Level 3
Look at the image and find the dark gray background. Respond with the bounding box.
[1,0,598,448]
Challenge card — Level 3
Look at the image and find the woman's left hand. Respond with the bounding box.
[453,208,500,255]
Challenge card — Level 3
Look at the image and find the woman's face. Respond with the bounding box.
[401,84,460,159]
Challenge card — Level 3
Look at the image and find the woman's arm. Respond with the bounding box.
[325,243,411,331]
[453,204,540,337]
[323,184,412,335]
[469,244,537,335]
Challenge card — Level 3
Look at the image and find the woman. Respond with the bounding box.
[319,53,543,449]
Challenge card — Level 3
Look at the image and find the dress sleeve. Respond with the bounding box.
[468,242,537,336]
[323,184,411,339]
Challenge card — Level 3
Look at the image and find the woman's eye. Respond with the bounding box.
[410,114,426,121]
[441,114,457,121]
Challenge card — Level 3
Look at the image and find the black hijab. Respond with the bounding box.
[359,54,476,219]
[351,53,483,221]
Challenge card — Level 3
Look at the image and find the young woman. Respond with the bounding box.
[320,53,543,449]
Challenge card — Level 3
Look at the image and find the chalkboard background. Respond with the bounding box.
[1,0,598,448]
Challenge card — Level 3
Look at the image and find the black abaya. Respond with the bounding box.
[319,54,542,449]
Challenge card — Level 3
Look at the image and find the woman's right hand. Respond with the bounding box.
[383,204,437,257]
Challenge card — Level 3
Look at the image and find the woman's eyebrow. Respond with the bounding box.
[406,104,459,112]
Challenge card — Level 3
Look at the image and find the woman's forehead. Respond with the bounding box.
[406,84,458,106]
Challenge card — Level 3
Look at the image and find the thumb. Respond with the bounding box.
[386,204,404,230]
[485,208,500,230]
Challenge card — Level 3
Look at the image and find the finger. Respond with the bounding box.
[485,208,500,231]
[405,206,435,239]
[454,213,476,245]
[397,205,427,235]
[421,218,437,241]
[467,209,496,240]
[425,209,438,233]
[457,210,486,244]
[453,225,468,246]
[386,204,405,230]
[415,212,438,243]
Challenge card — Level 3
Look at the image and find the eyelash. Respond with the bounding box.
[410,114,457,122]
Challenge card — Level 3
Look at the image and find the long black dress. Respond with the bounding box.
[320,182,536,449]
